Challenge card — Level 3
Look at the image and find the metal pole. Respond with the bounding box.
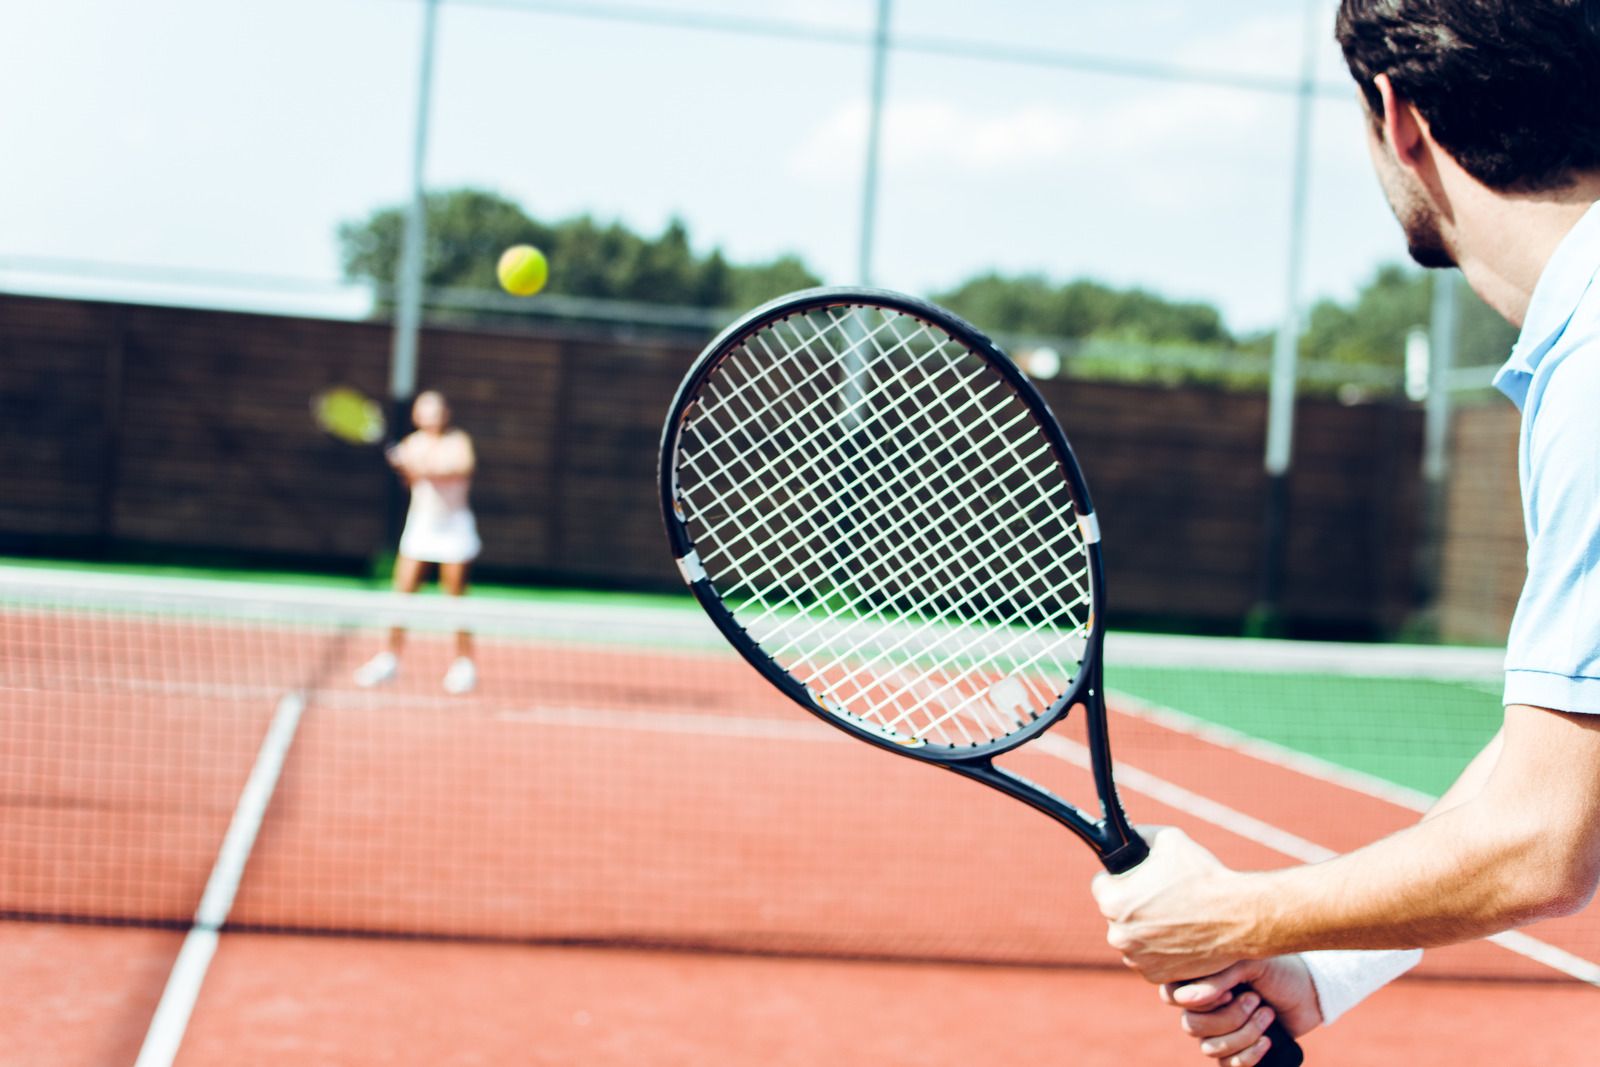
[858,0,891,286]
[385,0,440,555]
[840,0,892,433]
[1412,269,1460,627]
[1251,0,1319,635]
[390,0,440,413]
[1423,271,1459,484]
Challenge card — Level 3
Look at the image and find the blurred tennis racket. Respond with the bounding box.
[311,386,387,446]
[659,287,1303,1066]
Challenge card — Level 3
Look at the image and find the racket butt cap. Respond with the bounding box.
[1259,1018,1304,1066]
[1099,834,1149,875]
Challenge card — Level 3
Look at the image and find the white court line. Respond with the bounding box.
[133,691,306,1067]
[0,566,722,651]
[34,667,1593,989]
[497,701,1600,987]
[496,703,831,742]
[1106,690,1436,813]
[1099,693,1600,983]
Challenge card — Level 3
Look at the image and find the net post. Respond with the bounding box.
[96,312,128,556]
[1248,471,1292,637]
[383,394,414,558]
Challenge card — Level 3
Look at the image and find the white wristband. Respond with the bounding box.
[1301,949,1423,1024]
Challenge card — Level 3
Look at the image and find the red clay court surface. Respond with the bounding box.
[9,925,1600,1066]
[4,609,1599,1064]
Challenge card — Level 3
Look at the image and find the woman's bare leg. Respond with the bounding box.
[389,554,428,653]
[356,555,428,687]
[440,561,473,659]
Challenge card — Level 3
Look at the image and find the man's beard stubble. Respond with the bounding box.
[1404,212,1457,269]
[1393,184,1457,269]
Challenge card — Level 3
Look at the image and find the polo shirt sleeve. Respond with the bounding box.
[1503,339,1600,713]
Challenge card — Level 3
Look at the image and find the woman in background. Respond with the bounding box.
[354,389,480,694]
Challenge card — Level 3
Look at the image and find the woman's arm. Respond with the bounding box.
[396,431,475,480]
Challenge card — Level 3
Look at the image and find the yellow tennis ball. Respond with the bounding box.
[497,244,548,296]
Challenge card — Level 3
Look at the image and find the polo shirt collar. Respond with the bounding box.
[1493,200,1600,407]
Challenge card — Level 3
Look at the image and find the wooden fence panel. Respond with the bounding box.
[1436,404,1523,643]
[0,293,1444,634]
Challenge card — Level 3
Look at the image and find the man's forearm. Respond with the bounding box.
[1229,708,1599,957]
[1424,728,1502,820]
[1232,799,1562,955]
[1095,707,1600,984]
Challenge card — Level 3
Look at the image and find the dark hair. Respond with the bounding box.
[1336,0,1600,191]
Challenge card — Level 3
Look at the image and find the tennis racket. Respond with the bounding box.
[658,287,1303,1067]
[311,386,387,446]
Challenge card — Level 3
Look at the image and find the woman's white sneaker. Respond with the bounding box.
[443,657,477,695]
[354,651,399,688]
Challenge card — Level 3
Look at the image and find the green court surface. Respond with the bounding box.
[0,555,693,612]
[3,556,1499,801]
[1111,667,1501,798]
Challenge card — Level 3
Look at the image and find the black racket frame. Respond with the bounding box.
[660,286,1303,1066]
[658,286,1145,873]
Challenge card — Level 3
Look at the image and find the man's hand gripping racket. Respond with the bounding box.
[658,288,1304,1066]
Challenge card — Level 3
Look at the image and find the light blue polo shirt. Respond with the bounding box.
[1493,200,1600,714]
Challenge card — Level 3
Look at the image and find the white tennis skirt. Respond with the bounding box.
[398,507,482,564]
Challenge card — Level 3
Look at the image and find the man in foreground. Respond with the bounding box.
[1092,2,1600,1063]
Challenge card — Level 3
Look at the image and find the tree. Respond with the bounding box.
[339,188,554,296]
[726,255,822,311]
[1294,264,1518,374]
[341,188,1518,391]
[932,272,1230,345]
[337,187,821,311]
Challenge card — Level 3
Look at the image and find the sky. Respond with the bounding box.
[0,0,1412,334]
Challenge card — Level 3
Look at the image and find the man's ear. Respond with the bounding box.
[1374,73,1429,173]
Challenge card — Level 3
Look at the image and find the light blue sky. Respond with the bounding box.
[0,0,1407,333]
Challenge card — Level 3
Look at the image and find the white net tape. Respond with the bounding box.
[675,302,1094,750]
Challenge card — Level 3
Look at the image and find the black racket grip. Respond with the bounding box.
[1101,843,1301,1063]
[1257,1012,1303,1066]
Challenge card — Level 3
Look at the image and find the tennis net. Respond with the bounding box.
[2,566,1596,984]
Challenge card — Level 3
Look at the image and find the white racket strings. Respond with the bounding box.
[676,305,1094,748]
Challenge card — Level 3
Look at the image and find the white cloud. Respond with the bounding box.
[790,80,1277,216]
[1173,9,1303,78]
[790,99,1083,181]
[770,0,872,30]
[1168,2,1349,83]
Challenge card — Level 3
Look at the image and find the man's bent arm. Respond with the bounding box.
[1424,726,1502,820]
[1227,705,1600,957]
